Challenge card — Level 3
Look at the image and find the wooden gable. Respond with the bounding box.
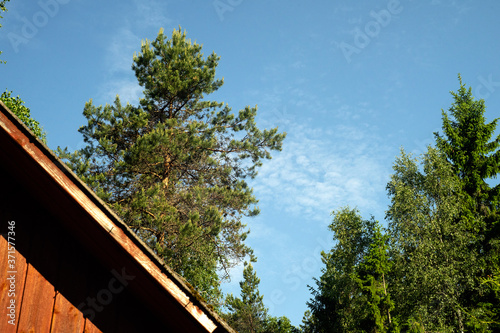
[0,101,235,333]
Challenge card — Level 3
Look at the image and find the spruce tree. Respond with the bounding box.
[59,27,285,306]
[224,261,268,333]
[434,75,500,329]
[352,222,398,333]
[224,260,295,333]
[435,74,500,236]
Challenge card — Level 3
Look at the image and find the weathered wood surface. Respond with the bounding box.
[51,292,86,333]
[83,318,101,333]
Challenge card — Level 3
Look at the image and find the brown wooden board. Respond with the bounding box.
[0,235,28,333]
[51,292,86,333]
[83,318,102,333]
[16,265,56,331]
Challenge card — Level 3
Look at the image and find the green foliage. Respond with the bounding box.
[305,76,500,332]
[264,316,296,333]
[224,261,268,333]
[299,310,316,333]
[1,0,9,63]
[434,75,500,331]
[224,260,295,333]
[387,147,476,332]
[306,207,397,332]
[473,267,500,329]
[0,0,7,26]
[59,27,285,307]
[1,90,47,144]
[435,74,500,235]
[352,223,399,332]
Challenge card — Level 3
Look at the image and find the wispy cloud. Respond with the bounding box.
[99,78,143,105]
[105,27,140,75]
[132,0,172,29]
[252,117,393,224]
[96,0,173,104]
[97,27,142,104]
[239,59,395,225]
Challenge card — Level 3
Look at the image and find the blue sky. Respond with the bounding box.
[1,0,500,326]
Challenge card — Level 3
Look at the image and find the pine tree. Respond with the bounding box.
[59,27,285,306]
[224,261,268,333]
[478,267,500,328]
[264,316,295,333]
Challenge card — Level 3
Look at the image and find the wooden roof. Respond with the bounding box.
[0,101,235,333]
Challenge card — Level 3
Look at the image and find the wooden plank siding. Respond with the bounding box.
[0,165,170,332]
[0,236,28,333]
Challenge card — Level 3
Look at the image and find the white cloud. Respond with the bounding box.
[99,78,143,105]
[251,118,392,224]
[105,28,141,75]
[97,0,173,105]
[133,0,172,29]
[96,28,140,104]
